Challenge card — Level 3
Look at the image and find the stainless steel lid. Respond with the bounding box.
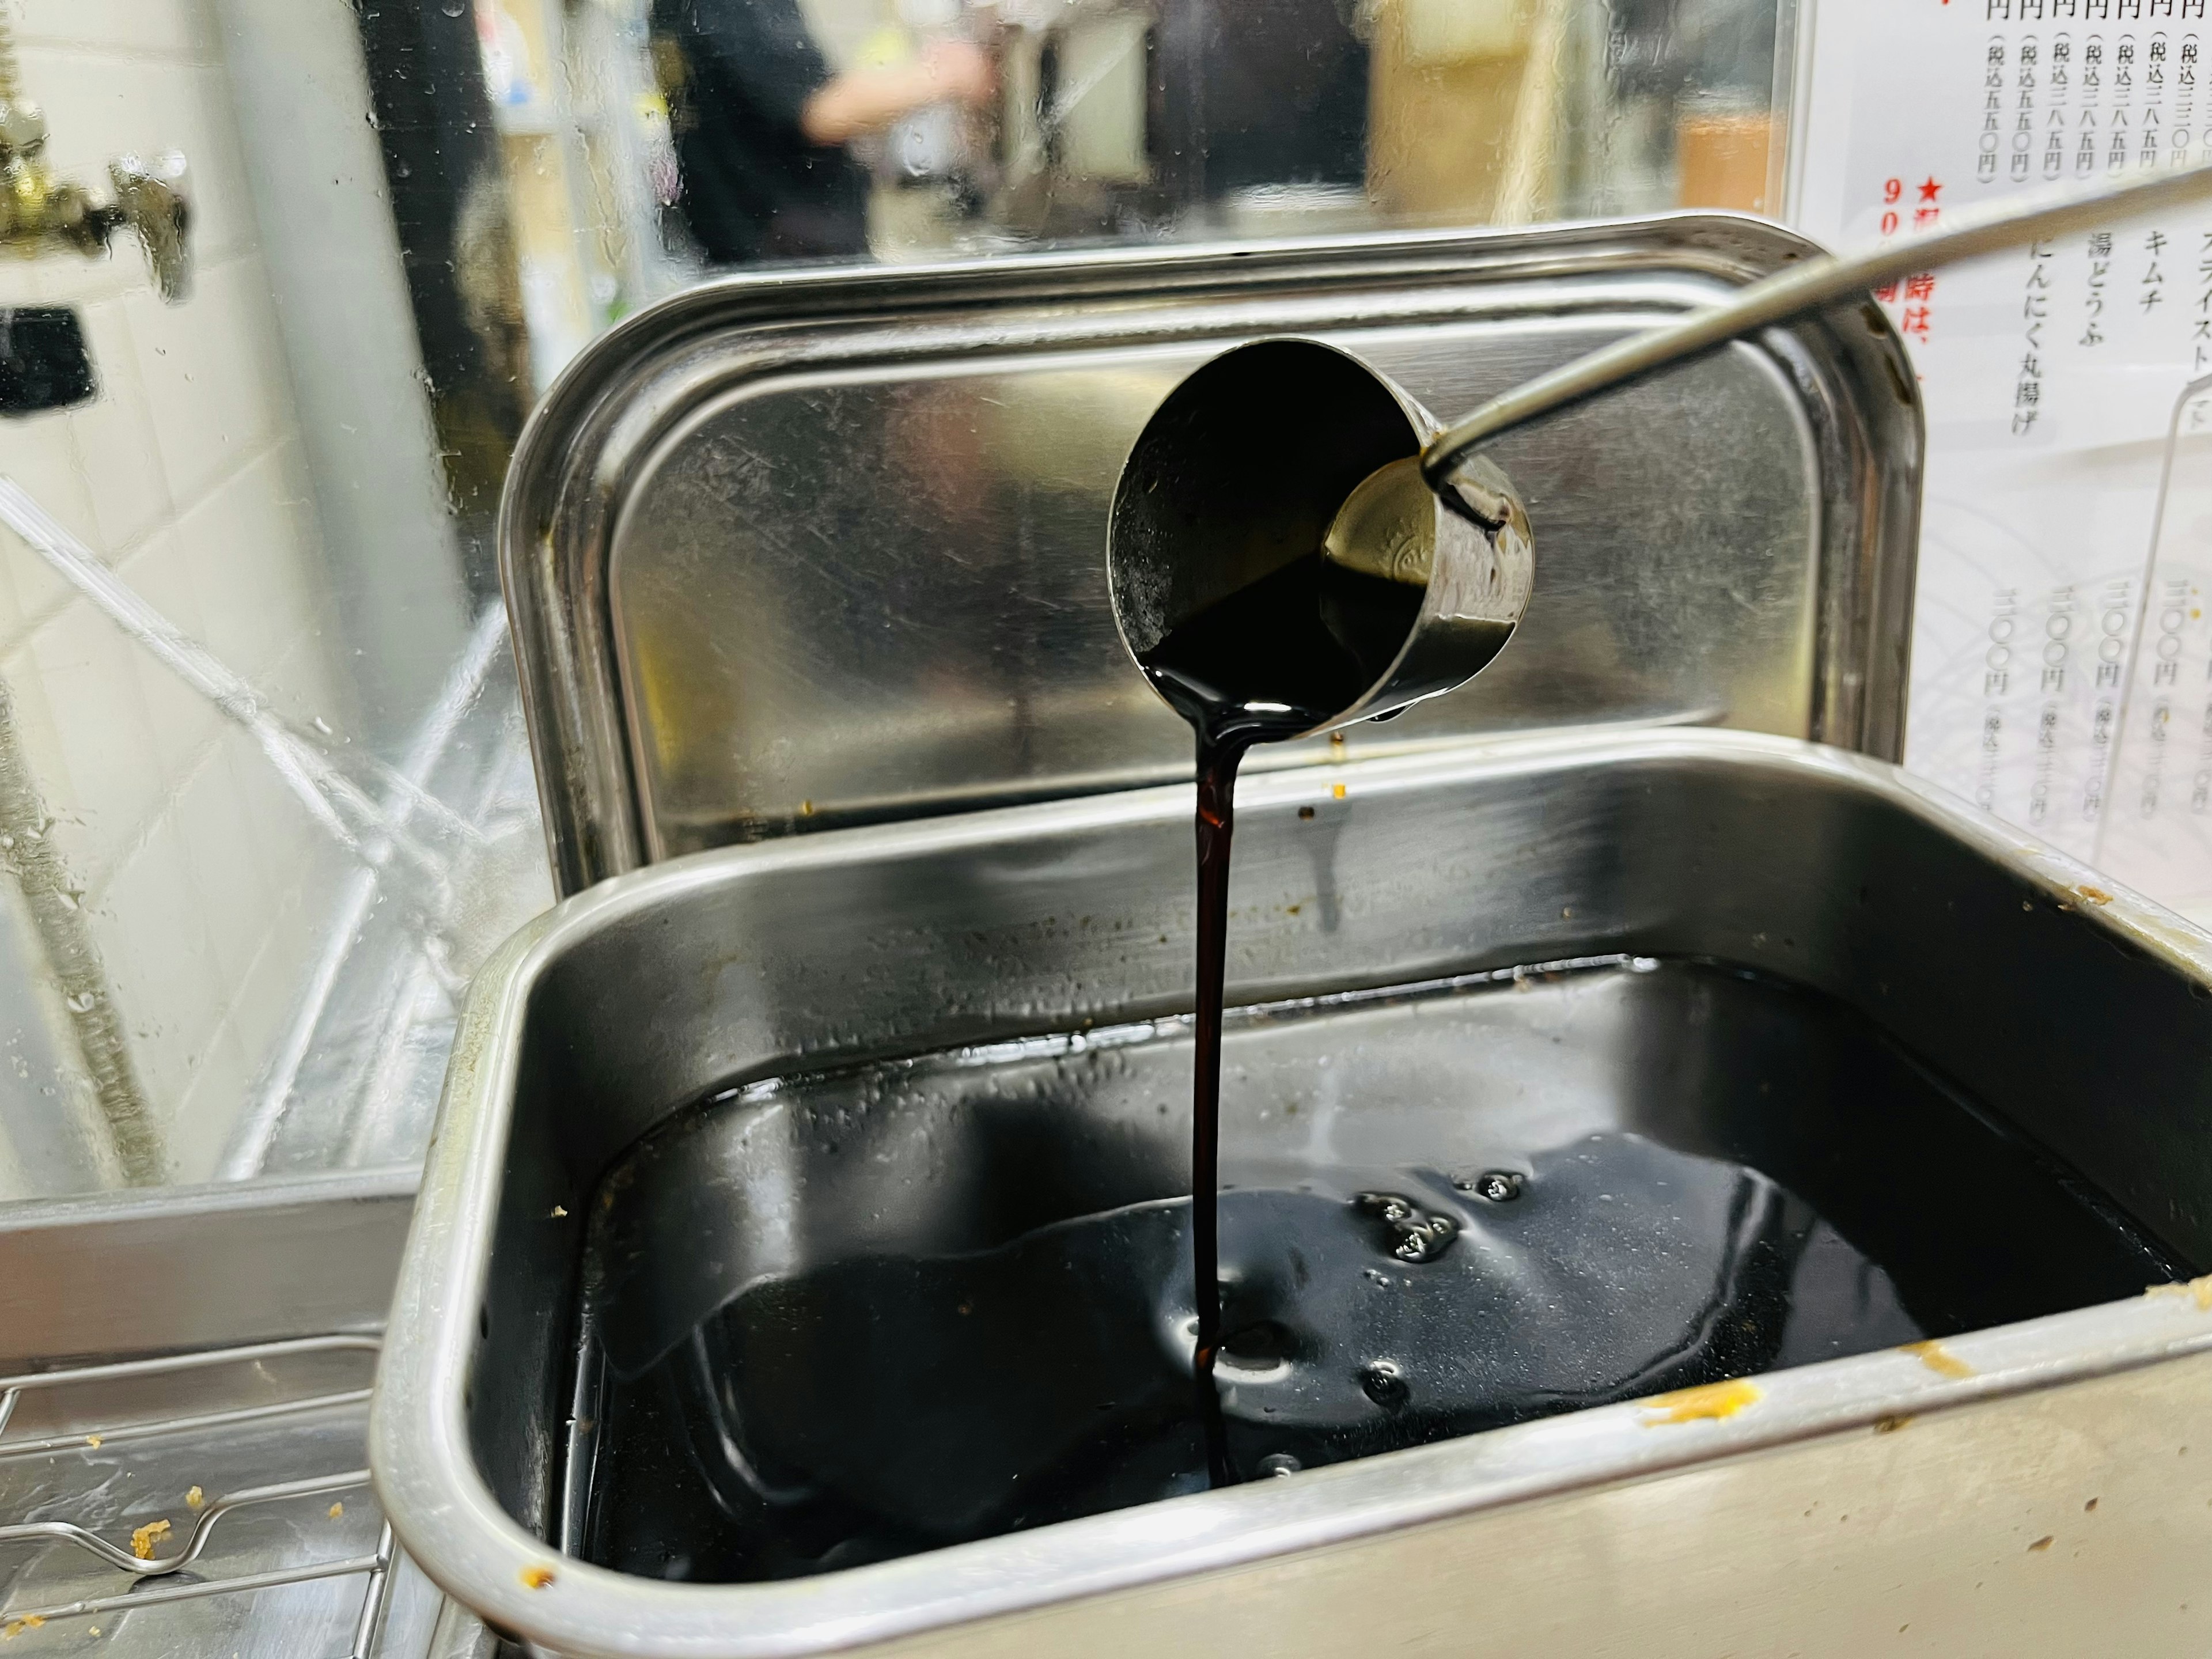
[499,216,1921,896]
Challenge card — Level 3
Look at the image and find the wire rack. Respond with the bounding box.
[0,1334,395,1655]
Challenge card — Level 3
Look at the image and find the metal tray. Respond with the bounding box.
[0,1172,496,1658]
[373,729,2212,1658]
[499,218,1921,896]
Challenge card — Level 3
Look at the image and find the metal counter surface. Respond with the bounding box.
[0,1172,499,1658]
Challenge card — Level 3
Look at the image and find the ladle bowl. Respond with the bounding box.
[1107,163,2212,743]
[1105,336,1534,735]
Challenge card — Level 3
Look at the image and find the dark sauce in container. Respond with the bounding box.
[568,545,2183,1583]
[573,960,2180,1582]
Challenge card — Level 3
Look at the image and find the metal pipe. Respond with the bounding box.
[1422,161,2212,488]
[0,677,160,1185]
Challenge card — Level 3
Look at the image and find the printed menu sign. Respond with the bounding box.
[1793,0,2212,918]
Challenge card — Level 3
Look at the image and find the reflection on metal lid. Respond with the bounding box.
[502,217,1921,895]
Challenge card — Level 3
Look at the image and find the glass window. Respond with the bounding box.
[0,0,1791,1198]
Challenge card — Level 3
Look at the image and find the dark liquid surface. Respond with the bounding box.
[572,961,2179,1583]
[567,551,2186,1582]
[1134,551,1427,741]
[1135,551,1425,1479]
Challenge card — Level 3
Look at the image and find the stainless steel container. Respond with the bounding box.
[494,216,1917,891]
[373,220,2212,1657]
[377,731,2212,1657]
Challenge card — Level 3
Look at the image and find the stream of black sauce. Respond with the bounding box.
[574,541,2194,1574]
[1135,550,1426,1483]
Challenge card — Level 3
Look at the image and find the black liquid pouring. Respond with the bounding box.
[1106,338,1532,1486]
[1135,551,1426,1479]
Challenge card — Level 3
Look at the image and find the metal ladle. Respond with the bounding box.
[1108,161,2212,736]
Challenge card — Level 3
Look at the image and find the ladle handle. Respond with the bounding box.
[1421,161,2212,490]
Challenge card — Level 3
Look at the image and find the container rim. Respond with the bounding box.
[370,727,2212,1659]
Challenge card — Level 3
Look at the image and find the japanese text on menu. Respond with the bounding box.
[1795,0,2212,919]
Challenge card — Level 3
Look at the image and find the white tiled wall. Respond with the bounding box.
[0,0,369,1185]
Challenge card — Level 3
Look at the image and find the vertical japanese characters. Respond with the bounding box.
[1798,0,2212,907]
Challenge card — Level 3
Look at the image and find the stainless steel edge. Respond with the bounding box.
[370,728,2212,1659]
[0,1167,417,1366]
[497,216,1919,898]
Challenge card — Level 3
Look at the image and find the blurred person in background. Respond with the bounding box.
[650,0,995,263]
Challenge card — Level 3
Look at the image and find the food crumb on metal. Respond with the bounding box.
[2,1615,47,1638]
[2142,1273,2212,1311]
[1903,1339,1973,1379]
[84,1434,101,1448]
[522,1565,558,1589]
[185,1485,204,1510]
[130,1518,172,1559]
[328,1502,344,1519]
[1641,1378,1761,1424]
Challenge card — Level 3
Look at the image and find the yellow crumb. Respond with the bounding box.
[1643,1378,1762,1424]
[521,1564,557,1589]
[2147,1273,2212,1311]
[328,1502,344,1519]
[84,1434,101,1448]
[1331,783,1347,800]
[130,1518,172,1560]
[2,1615,46,1638]
[1903,1340,1974,1379]
[185,1486,204,1511]
[550,1205,568,1218]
